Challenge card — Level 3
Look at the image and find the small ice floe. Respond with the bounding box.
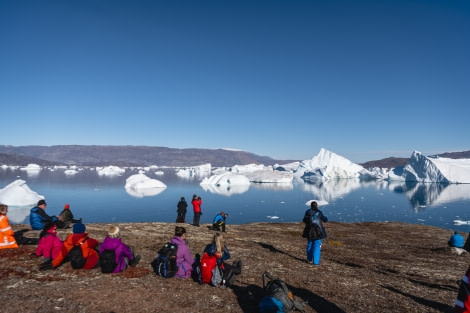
[305,199,329,206]
[267,216,279,219]
[454,220,470,225]
[417,219,426,222]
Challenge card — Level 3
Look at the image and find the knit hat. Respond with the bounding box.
[64,204,70,210]
[37,199,47,206]
[73,222,86,234]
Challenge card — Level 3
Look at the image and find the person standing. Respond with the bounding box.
[191,195,202,227]
[176,197,188,223]
[302,201,328,265]
[0,204,18,249]
[169,226,194,278]
[30,199,58,230]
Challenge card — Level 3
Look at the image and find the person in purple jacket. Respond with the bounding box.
[170,226,194,278]
[99,226,141,273]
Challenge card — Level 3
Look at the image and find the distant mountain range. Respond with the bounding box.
[0,145,468,168]
[0,145,296,167]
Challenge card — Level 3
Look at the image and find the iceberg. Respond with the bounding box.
[294,148,374,181]
[0,179,44,206]
[395,151,470,183]
[124,173,167,198]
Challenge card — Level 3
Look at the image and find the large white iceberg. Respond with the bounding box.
[97,166,126,176]
[294,148,373,180]
[124,173,167,198]
[200,172,251,186]
[0,179,44,206]
[394,151,470,183]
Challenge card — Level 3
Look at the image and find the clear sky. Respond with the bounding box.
[1,0,469,163]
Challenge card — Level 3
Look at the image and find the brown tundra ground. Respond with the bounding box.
[0,221,467,313]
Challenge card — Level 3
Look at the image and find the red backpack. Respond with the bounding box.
[200,252,217,284]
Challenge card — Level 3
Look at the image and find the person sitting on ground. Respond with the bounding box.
[204,232,242,287]
[36,221,63,267]
[52,222,100,269]
[0,204,18,249]
[211,212,228,232]
[169,226,194,278]
[449,231,465,248]
[56,203,82,229]
[99,226,141,273]
[30,199,58,230]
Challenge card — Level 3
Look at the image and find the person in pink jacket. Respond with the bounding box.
[170,226,194,278]
[36,221,63,265]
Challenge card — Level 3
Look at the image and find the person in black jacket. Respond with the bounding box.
[176,197,188,223]
[302,201,328,265]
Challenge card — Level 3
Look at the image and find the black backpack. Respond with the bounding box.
[68,237,88,269]
[309,214,323,240]
[100,249,117,273]
[151,242,178,278]
[259,271,306,313]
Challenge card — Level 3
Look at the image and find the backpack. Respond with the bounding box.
[151,242,178,278]
[191,253,203,285]
[200,252,217,284]
[259,271,306,313]
[68,237,88,269]
[100,249,117,273]
[309,214,323,240]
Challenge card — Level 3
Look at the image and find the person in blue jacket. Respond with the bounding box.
[30,200,58,230]
[211,212,228,232]
[448,231,464,248]
[302,201,328,265]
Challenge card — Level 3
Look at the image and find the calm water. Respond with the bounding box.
[1,167,470,232]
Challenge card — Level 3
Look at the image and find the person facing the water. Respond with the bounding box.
[176,197,188,223]
[302,201,328,265]
[449,231,465,248]
[191,195,202,227]
[169,226,194,278]
[99,225,141,273]
[30,199,58,230]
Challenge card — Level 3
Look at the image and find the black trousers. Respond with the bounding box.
[193,212,201,226]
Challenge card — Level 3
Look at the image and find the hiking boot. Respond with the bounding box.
[236,260,242,274]
[129,254,141,267]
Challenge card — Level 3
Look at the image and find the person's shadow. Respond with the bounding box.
[14,229,39,245]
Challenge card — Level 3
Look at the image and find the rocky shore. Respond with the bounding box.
[1,221,467,313]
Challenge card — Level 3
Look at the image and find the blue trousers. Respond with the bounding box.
[306,239,322,265]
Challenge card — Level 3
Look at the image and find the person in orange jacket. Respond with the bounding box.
[52,222,99,269]
[0,204,18,249]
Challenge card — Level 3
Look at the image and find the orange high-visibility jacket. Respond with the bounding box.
[0,215,18,249]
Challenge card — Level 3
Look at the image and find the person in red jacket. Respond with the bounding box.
[191,194,202,227]
[52,222,100,269]
[36,221,63,266]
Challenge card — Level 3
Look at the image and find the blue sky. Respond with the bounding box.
[1,0,469,163]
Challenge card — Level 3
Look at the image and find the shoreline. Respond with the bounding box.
[2,221,467,312]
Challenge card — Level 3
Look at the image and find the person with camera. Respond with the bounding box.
[211,211,228,232]
[191,194,202,227]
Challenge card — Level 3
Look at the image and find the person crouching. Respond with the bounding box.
[212,212,228,232]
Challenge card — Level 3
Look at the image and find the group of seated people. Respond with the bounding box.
[1,200,241,284]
